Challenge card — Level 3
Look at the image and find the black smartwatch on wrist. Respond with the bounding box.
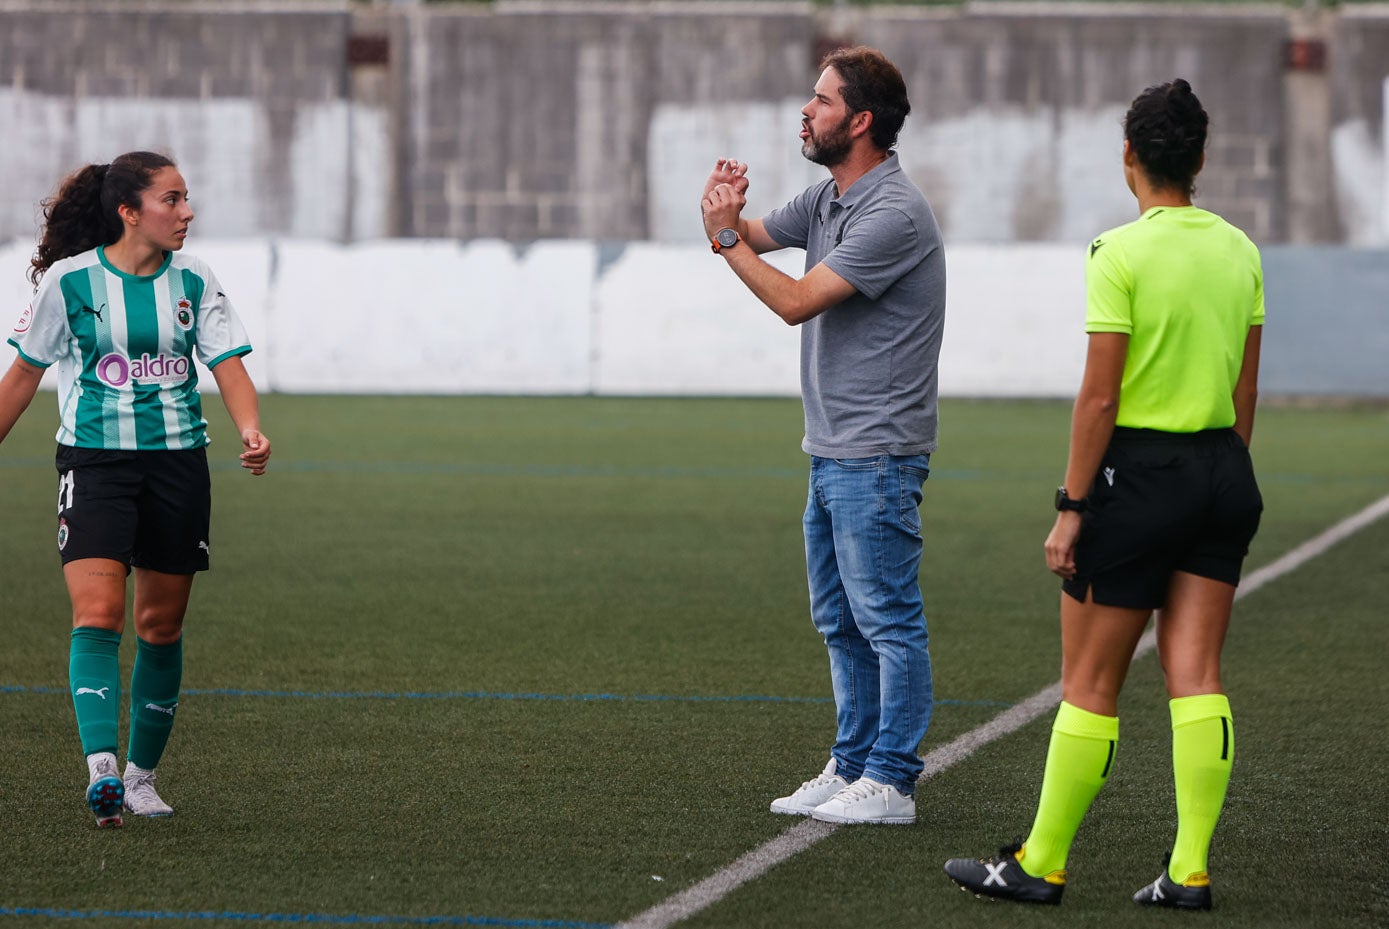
[1054,486,1088,513]
[710,227,742,254]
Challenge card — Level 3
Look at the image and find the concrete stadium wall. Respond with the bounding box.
[0,3,388,241]
[1,5,1382,401]
[3,238,1383,400]
[0,2,1387,246]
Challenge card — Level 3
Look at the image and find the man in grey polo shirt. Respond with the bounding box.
[701,45,945,825]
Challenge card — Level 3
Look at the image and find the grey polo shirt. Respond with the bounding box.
[762,152,946,458]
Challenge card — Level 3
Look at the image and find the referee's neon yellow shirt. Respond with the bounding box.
[1086,206,1265,433]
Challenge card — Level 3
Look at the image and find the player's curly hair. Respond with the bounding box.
[1124,79,1208,198]
[29,150,176,286]
[819,46,911,152]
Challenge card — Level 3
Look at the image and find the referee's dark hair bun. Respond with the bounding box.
[1124,78,1209,198]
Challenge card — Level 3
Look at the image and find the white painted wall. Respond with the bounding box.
[265,240,595,394]
[594,244,807,396]
[1331,116,1387,246]
[0,236,1088,399]
[5,236,1382,402]
[0,90,390,242]
[1327,77,1389,247]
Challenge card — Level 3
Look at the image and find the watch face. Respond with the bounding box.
[717,228,739,248]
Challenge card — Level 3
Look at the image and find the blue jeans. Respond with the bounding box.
[804,454,932,795]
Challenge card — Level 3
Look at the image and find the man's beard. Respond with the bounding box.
[801,113,854,167]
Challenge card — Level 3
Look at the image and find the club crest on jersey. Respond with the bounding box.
[14,303,33,334]
[96,352,191,388]
[58,518,69,551]
[175,298,194,331]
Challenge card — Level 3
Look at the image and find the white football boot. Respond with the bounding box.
[85,752,124,828]
[123,763,174,817]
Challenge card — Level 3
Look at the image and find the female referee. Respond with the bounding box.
[945,79,1263,910]
[0,151,271,827]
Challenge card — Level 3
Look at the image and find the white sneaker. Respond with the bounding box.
[123,764,174,817]
[86,752,124,828]
[811,776,915,825]
[770,758,849,816]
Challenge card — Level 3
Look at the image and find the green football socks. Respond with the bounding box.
[127,636,184,771]
[69,627,122,757]
[1018,701,1119,879]
[1167,693,1234,884]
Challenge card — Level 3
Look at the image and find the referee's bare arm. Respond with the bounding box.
[1061,332,1128,500]
[1232,326,1261,447]
[1045,331,1127,577]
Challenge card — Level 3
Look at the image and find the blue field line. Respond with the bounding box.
[0,456,808,481]
[4,454,1381,487]
[0,907,610,927]
[0,684,1012,709]
[0,455,991,482]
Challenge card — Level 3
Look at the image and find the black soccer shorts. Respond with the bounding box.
[1063,427,1263,610]
[55,445,212,575]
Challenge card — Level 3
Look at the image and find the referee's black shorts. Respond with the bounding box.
[1063,427,1263,610]
[55,445,212,575]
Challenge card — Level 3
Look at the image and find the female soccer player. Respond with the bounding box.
[945,80,1263,910]
[0,151,272,827]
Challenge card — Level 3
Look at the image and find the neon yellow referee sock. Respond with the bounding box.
[1168,693,1233,884]
[1018,701,1118,879]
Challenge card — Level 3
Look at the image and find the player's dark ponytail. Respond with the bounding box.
[1123,78,1208,198]
[29,150,176,286]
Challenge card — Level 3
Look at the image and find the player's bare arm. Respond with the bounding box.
[0,357,45,445]
[210,356,272,476]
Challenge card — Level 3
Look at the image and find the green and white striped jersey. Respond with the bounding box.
[8,246,251,450]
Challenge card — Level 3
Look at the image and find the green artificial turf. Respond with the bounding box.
[1,396,1385,929]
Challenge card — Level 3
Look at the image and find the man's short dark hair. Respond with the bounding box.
[819,46,911,151]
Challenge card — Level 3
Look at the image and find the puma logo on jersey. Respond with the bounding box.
[76,686,111,700]
[81,303,106,322]
[1103,467,1116,486]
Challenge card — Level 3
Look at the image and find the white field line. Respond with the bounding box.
[614,492,1389,929]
